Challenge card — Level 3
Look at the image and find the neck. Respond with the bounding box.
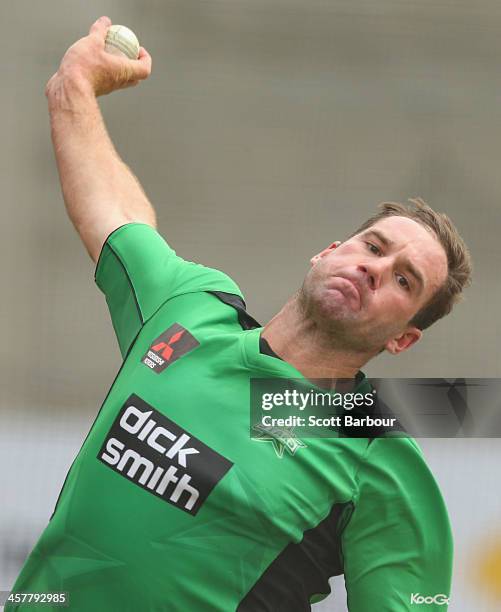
[261,294,373,381]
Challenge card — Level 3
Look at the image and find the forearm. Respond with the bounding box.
[48,75,156,261]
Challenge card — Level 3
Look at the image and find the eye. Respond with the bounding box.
[366,242,381,255]
[396,274,410,290]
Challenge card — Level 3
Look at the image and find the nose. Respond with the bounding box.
[357,261,384,291]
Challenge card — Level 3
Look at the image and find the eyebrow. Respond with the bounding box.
[361,229,425,292]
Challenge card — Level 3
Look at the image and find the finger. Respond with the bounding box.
[89,16,112,39]
[130,47,152,80]
[137,46,150,61]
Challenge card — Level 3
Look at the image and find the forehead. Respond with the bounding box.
[361,216,448,294]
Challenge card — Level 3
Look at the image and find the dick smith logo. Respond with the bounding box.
[142,323,199,373]
[98,395,232,515]
[411,593,450,606]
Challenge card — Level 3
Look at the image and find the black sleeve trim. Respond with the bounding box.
[208,291,262,330]
[102,242,144,330]
[93,223,134,282]
[237,502,352,611]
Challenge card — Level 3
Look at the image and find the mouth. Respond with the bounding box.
[330,276,363,308]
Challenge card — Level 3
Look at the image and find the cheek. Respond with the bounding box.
[311,258,334,285]
[371,289,413,321]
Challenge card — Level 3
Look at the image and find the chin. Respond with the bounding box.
[318,291,360,321]
[310,301,361,336]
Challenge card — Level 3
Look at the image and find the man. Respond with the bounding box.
[8,17,471,611]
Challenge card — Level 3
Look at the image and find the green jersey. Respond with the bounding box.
[8,224,453,611]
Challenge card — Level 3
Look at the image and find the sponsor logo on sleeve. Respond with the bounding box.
[142,324,199,373]
[410,594,450,606]
[97,394,233,515]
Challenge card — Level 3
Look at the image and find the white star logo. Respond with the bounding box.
[252,423,307,458]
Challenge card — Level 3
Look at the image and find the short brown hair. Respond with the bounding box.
[350,197,472,330]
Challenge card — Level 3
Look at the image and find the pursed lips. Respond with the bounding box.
[331,275,365,307]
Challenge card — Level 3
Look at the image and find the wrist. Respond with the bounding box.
[46,70,97,115]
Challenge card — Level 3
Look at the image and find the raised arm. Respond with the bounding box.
[45,16,156,262]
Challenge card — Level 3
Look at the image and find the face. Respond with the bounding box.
[299,216,448,355]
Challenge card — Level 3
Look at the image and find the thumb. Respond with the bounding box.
[89,16,112,39]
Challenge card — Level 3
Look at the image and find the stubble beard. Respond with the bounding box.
[297,280,387,355]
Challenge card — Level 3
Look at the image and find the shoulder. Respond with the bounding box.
[96,222,244,301]
[362,436,440,493]
[359,436,452,535]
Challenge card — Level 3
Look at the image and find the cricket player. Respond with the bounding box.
[7,17,472,611]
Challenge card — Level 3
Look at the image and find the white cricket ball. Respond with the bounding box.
[104,25,140,60]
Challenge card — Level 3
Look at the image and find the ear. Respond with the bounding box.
[310,241,341,266]
[384,326,422,355]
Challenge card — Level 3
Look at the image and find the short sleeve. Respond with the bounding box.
[342,437,453,611]
[95,223,244,357]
